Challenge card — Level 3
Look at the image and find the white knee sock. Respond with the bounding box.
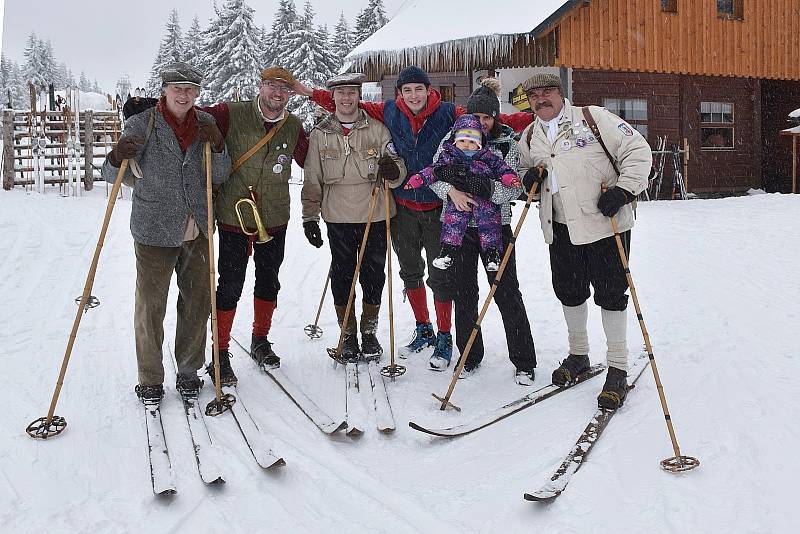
[562,303,589,355]
[602,308,629,371]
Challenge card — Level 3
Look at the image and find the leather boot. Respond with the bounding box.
[360,303,383,361]
[334,305,360,362]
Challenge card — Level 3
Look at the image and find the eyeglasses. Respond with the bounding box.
[166,84,199,95]
[263,81,294,95]
[526,87,558,100]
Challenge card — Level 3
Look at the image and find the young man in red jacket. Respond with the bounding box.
[294,66,533,369]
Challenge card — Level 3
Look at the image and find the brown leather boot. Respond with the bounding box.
[360,302,383,361]
[334,305,360,362]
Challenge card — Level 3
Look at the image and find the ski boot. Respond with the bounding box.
[135,384,164,406]
[432,244,459,270]
[428,331,453,371]
[251,334,280,369]
[552,354,591,386]
[458,363,479,379]
[360,303,383,361]
[514,368,536,386]
[206,349,238,387]
[175,373,203,398]
[597,366,628,410]
[399,322,436,358]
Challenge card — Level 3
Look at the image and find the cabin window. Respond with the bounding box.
[661,0,677,13]
[440,85,455,103]
[700,101,735,150]
[717,0,744,19]
[603,98,649,138]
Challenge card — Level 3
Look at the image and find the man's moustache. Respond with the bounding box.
[535,102,552,110]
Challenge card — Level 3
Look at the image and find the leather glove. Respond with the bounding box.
[377,154,400,183]
[522,166,548,192]
[448,172,494,199]
[198,116,225,152]
[303,221,324,248]
[108,136,144,167]
[597,186,635,217]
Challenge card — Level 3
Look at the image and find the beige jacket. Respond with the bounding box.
[302,110,406,224]
[518,100,651,245]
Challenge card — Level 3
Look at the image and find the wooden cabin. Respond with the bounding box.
[346,0,800,194]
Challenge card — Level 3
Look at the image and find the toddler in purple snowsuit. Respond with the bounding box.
[405,114,521,271]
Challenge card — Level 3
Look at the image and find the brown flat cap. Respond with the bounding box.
[522,72,562,93]
[161,61,203,87]
[327,73,367,89]
[260,66,297,85]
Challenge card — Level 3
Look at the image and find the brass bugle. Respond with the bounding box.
[235,187,272,244]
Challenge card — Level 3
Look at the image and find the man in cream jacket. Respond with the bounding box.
[517,72,651,409]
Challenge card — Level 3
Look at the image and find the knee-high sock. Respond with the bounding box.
[562,302,589,355]
[434,299,452,333]
[406,286,431,325]
[601,307,628,371]
[215,308,236,351]
[253,298,276,337]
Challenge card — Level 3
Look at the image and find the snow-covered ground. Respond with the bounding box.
[1,180,798,533]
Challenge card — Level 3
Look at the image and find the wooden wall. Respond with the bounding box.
[761,79,800,192]
[557,0,800,80]
[572,69,761,193]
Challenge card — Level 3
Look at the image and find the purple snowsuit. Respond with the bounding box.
[414,141,518,253]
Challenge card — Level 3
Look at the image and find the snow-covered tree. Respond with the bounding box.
[116,74,132,99]
[92,79,103,94]
[331,13,354,73]
[265,0,298,69]
[146,9,185,96]
[79,71,91,92]
[65,68,76,88]
[203,0,262,102]
[55,62,70,89]
[39,40,58,88]
[282,2,337,127]
[353,0,388,47]
[184,16,204,68]
[23,33,47,88]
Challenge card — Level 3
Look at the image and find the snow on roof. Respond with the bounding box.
[781,125,800,134]
[346,0,571,70]
[790,108,800,118]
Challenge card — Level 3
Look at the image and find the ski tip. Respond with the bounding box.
[377,426,396,434]
[523,491,560,502]
[267,458,286,469]
[207,477,226,485]
[346,426,364,437]
[323,420,348,434]
[155,487,177,496]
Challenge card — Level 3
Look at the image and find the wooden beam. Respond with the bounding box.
[2,110,14,190]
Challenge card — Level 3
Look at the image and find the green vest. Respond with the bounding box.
[215,99,302,230]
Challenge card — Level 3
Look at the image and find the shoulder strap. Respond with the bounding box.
[231,114,290,174]
[582,107,619,176]
[526,124,535,146]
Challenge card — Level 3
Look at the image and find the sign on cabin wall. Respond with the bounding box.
[510,84,531,112]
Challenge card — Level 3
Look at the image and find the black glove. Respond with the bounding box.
[433,164,469,186]
[454,172,494,199]
[198,116,225,152]
[303,221,324,248]
[597,186,635,217]
[377,155,400,182]
[522,166,548,192]
[108,136,144,167]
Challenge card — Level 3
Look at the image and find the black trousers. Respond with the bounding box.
[452,225,537,372]
[549,222,630,311]
[216,227,287,311]
[327,222,387,307]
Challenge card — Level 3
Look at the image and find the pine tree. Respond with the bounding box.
[146,9,185,96]
[40,40,58,88]
[281,2,336,127]
[79,71,91,92]
[266,0,298,70]
[23,33,46,88]
[65,68,76,88]
[204,0,262,102]
[55,62,69,90]
[0,55,14,108]
[184,16,204,68]
[353,0,388,47]
[92,79,103,94]
[331,13,354,71]
[11,62,28,108]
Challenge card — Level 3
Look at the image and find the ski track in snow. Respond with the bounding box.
[1,184,798,533]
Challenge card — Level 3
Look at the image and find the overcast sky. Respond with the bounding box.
[1,0,405,94]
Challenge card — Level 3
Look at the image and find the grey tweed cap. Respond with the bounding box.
[327,72,367,89]
[161,61,203,87]
[522,72,562,93]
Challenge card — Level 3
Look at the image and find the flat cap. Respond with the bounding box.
[160,61,203,87]
[327,72,367,89]
[260,66,297,85]
[522,72,562,93]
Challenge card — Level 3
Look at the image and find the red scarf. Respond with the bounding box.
[396,88,443,135]
[157,97,198,152]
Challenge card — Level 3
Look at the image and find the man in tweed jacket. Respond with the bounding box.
[101,62,231,404]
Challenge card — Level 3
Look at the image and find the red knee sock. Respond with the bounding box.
[253,298,277,337]
[434,299,452,333]
[215,308,236,351]
[406,286,430,324]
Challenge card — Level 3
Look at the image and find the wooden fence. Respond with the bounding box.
[2,108,122,191]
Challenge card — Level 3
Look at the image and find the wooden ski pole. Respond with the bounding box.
[380,178,404,378]
[328,179,381,364]
[26,159,129,439]
[603,184,698,472]
[304,267,331,339]
[204,142,235,416]
[434,171,543,411]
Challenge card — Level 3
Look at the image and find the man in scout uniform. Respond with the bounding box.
[517,73,651,409]
[203,66,309,384]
